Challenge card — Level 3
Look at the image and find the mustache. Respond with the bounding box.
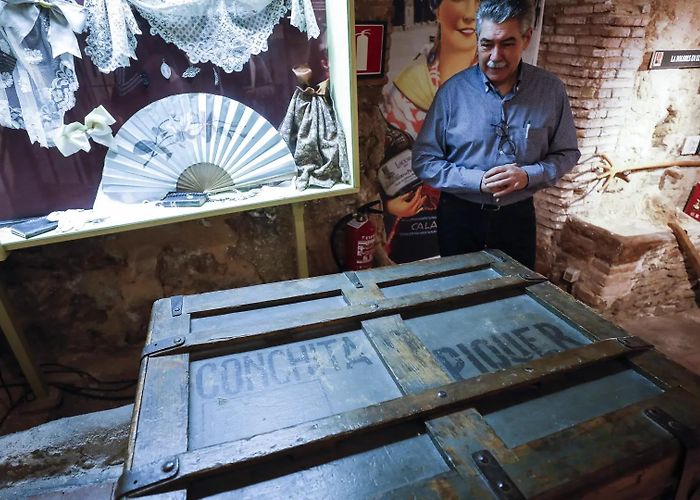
[486,60,507,69]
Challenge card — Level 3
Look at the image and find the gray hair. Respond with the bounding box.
[476,0,534,36]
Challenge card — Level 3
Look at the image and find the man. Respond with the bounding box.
[412,0,580,269]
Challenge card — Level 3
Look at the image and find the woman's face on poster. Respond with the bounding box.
[436,0,478,58]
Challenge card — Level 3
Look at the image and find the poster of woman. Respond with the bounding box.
[378,0,544,264]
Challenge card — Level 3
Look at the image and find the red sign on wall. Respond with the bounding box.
[684,183,700,222]
[355,23,385,77]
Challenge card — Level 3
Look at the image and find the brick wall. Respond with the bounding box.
[551,215,700,318]
[535,0,653,275]
[537,0,700,318]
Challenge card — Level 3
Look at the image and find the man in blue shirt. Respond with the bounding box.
[412,0,580,269]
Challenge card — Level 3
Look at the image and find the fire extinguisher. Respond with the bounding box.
[331,200,382,271]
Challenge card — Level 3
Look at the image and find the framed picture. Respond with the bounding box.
[355,22,386,77]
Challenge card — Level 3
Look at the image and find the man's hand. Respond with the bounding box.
[481,164,529,199]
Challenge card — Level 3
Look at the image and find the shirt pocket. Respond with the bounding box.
[512,127,549,165]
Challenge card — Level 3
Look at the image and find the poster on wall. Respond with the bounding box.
[378,0,545,265]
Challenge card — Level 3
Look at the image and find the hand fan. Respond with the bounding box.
[100,93,296,203]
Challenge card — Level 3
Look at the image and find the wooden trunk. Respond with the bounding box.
[116,251,700,499]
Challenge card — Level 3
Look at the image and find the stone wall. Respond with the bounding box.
[535,0,653,275]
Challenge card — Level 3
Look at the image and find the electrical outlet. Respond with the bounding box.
[681,135,700,155]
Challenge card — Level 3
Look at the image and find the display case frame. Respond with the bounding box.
[0,0,359,403]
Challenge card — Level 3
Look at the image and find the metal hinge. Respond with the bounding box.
[114,456,179,498]
[141,335,186,358]
[483,249,506,262]
[472,450,525,500]
[644,407,700,500]
[171,295,183,316]
[344,271,364,288]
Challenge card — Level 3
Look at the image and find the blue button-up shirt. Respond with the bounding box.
[412,62,581,206]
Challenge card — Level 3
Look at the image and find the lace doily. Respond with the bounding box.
[0,6,81,147]
[84,0,141,73]
[84,0,320,74]
[290,0,319,39]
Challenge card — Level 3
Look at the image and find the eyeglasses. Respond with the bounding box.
[491,120,517,156]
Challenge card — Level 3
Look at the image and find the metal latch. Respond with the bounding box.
[171,295,183,316]
[472,450,525,500]
[114,456,179,498]
[141,335,186,358]
[644,407,700,500]
[617,336,654,350]
[344,271,364,289]
[517,272,546,283]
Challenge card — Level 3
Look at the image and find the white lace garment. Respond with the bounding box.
[85,0,320,74]
[0,1,84,147]
[84,0,141,74]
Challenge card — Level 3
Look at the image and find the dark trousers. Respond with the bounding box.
[437,192,536,269]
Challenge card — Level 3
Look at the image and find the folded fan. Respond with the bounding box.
[100,93,296,203]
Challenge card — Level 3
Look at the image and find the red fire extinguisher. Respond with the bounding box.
[332,201,382,271]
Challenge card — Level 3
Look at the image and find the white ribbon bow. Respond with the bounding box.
[54,106,116,156]
[0,0,86,59]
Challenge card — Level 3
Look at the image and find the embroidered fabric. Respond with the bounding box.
[279,83,349,190]
[0,9,80,147]
[85,0,319,74]
[289,0,319,39]
[84,0,141,74]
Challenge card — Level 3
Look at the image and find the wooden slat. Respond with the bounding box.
[425,409,508,498]
[628,349,700,399]
[117,338,648,496]
[503,388,699,498]
[424,389,699,500]
[362,315,452,394]
[526,282,700,396]
[123,301,190,500]
[486,248,543,278]
[360,252,497,286]
[526,282,629,341]
[182,274,345,313]
[376,470,480,499]
[159,274,535,356]
[340,278,385,305]
[525,280,700,401]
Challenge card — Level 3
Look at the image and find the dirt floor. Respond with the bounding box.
[617,307,700,377]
